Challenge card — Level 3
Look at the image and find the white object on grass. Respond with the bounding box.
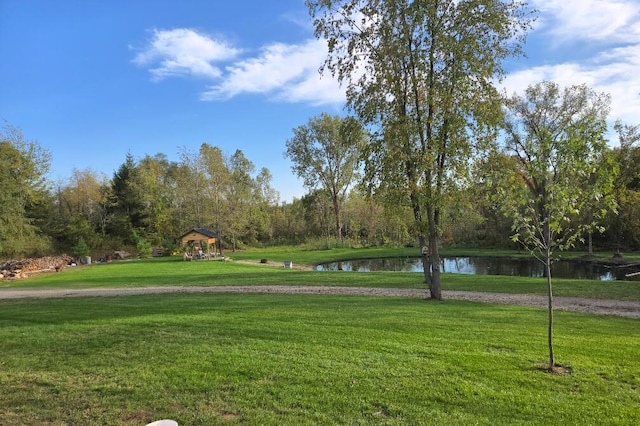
[145,420,178,426]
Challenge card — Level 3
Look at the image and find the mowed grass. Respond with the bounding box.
[1,293,638,425]
[1,250,638,424]
[5,254,640,301]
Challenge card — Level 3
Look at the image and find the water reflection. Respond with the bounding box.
[315,256,640,281]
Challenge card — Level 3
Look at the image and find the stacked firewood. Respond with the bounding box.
[0,255,73,279]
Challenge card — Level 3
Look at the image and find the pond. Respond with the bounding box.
[315,256,640,281]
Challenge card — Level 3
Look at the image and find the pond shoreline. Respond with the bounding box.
[315,254,640,281]
[318,253,640,266]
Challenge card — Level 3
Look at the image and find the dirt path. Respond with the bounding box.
[1,285,639,319]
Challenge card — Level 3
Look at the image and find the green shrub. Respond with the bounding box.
[72,237,89,259]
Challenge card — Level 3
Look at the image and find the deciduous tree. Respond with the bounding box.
[253,167,279,242]
[0,123,52,257]
[491,81,616,370]
[199,143,231,238]
[307,0,533,298]
[51,168,109,252]
[226,149,256,251]
[137,154,179,245]
[285,113,366,239]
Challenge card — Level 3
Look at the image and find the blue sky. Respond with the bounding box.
[1,0,639,202]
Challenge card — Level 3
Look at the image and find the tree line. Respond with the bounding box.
[1,109,637,261]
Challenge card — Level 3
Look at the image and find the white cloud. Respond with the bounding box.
[133,1,640,118]
[503,60,640,125]
[276,72,345,106]
[133,28,241,81]
[501,0,640,127]
[531,0,640,43]
[133,29,344,105]
[593,46,640,125]
[200,39,344,105]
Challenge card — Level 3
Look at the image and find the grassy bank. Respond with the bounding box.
[227,246,533,264]
[1,293,638,425]
[4,253,640,301]
[227,245,640,264]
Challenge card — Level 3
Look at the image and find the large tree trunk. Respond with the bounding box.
[545,222,555,370]
[546,258,554,370]
[419,244,442,300]
[422,205,442,300]
[332,193,342,239]
[428,231,442,300]
[419,235,431,288]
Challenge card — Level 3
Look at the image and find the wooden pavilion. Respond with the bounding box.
[178,228,220,260]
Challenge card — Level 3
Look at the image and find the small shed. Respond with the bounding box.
[178,228,220,260]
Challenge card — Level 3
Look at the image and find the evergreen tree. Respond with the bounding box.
[107,153,147,243]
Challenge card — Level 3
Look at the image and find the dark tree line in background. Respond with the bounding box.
[1,112,638,260]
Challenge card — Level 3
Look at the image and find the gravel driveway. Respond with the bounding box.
[1,285,639,319]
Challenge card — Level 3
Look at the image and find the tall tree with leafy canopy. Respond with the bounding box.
[225,149,256,251]
[490,81,616,371]
[285,113,366,239]
[199,143,231,237]
[136,154,179,245]
[0,123,52,257]
[307,0,534,298]
[253,167,279,242]
[175,147,207,230]
[51,168,109,252]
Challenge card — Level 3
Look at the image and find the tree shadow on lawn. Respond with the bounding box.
[0,291,407,326]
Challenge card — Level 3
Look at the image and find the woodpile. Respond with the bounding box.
[0,255,73,280]
[113,250,132,259]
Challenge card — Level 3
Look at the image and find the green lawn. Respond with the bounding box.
[4,252,639,301]
[1,249,638,424]
[1,293,638,425]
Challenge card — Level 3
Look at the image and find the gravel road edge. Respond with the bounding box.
[1,285,638,319]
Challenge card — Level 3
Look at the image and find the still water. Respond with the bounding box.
[315,256,640,281]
